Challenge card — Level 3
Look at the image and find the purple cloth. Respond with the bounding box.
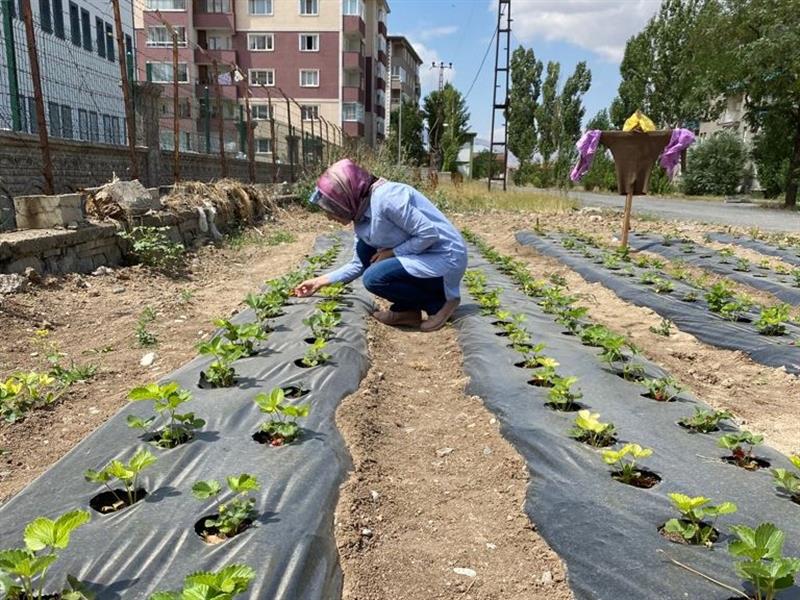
[570,129,602,182]
[315,159,380,223]
[659,128,695,178]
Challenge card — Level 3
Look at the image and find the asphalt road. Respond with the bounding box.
[572,191,800,233]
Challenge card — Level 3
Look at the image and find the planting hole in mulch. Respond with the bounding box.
[722,455,770,471]
[282,385,309,399]
[143,429,192,449]
[194,514,253,545]
[304,336,322,344]
[612,469,661,489]
[89,488,147,514]
[545,401,584,412]
[495,331,511,337]
[528,377,554,388]
[198,371,236,389]
[509,343,536,353]
[677,421,719,433]
[658,521,718,545]
[491,320,507,328]
[294,358,316,369]
[641,392,676,402]
[252,429,299,447]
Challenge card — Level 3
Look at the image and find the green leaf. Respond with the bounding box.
[84,468,110,484]
[148,592,182,600]
[127,415,154,430]
[227,474,259,494]
[129,449,157,473]
[23,517,56,552]
[191,480,222,500]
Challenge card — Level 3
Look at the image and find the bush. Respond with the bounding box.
[581,149,617,192]
[119,226,184,270]
[682,131,747,196]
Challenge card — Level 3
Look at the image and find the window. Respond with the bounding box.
[342,102,363,122]
[378,7,385,22]
[146,25,186,46]
[48,102,61,137]
[102,115,112,144]
[88,111,99,141]
[391,64,406,82]
[299,69,318,87]
[26,97,37,134]
[375,61,386,80]
[125,34,133,72]
[300,104,319,121]
[52,0,64,38]
[95,17,105,57]
[206,35,231,50]
[247,33,273,51]
[248,0,271,15]
[343,69,360,87]
[299,0,316,15]
[299,33,318,51]
[145,0,186,9]
[39,0,51,33]
[198,0,230,12]
[255,138,272,154]
[60,105,73,139]
[77,109,89,140]
[68,2,80,45]
[105,22,114,62]
[147,62,189,83]
[80,9,91,50]
[252,104,273,120]
[343,0,363,17]
[248,69,274,86]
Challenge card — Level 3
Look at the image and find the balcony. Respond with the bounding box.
[378,21,386,36]
[376,77,385,91]
[195,48,237,65]
[343,15,365,37]
[342,86,365,103]
[343,121,365,138]
[378,50,387,65]
[195,83,238,100]
[374,104,385,118]
[193,11,234,29]
[342,51,364,71]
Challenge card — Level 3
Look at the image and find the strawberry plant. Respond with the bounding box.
[529,357,560,387]
[772,455,800,503]
[84,448,157,512]
[127,382,205,448]
[539,287,575,314]
[602,254,621,270]
[649,318,673,336]
[244,290,285,321]
[653,277,674,294]
[720,431,766,470]
[719,248,735,264]
[728,523,800,600]
[197,337,247,387]
[136,307,158,347]
[319,282,347,300]
[682,291,698,302]
[317,299,342,315]
[639,271,659,285]
[642,377,684,402]
[555,306,588,335]
[300,338,331,368]
[0,510,91,599]
[253,388,310,446]
[663,493,737,546]
[516,343,548,368]
[0,373,60,423]
[680,242,695,254]
[303,310,341,341]
[621,362,647,382]
[678,408,734,433]
[569,410,616,447]
[758,259,772,270]
[597,332,634,367]
[734,257,751,272]
[476,288,502,315]
[602,443,655,486]
[791,269,800,288]
[755,304,790,336]
[192,474,259,542]
[546,376,582,411]
[214,319,268,355]
[148,564,256,599]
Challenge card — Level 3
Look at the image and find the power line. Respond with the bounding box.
[464,25,497,101]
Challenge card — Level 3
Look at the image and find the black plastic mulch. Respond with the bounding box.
[708,232,800,268]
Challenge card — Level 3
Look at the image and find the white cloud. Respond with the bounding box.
[507,0,659,62]
[416,25,459,41]
[398,37,456,97]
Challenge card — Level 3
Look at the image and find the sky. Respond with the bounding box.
[389,0,663,143]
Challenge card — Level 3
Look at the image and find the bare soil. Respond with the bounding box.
[0,208,334,502]
[335,319,572,600]
[457,212,800,457]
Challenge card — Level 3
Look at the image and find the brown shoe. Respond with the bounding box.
[373,309,422,328]
[420,299,461,332]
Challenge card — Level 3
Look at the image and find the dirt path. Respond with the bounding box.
[457,214,800,457]
[334,319,572,600]
[0,208,331,502]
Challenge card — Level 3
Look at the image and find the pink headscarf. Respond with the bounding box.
[315,159,383,222]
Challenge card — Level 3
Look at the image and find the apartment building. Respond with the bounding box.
[386,34,421,113]
[0,0,135,144]
[133,0,390,156]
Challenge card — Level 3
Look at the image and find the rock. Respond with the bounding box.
[92,266,114,276]
[0,274,27,295]
[540,571,553,585]
[360,528,373,538]
[23,267,41,284]
[39,320,53,330]
[112,286,126,294]
[140,352,156,367]
[436,447,454,457]
[453,568,476,578]
[483,447,493,456]
[370,490,380,501]
[91,179,163,216]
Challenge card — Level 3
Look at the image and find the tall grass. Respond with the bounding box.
[431,180,577,214]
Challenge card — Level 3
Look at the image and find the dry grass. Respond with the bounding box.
[435,180,577,214]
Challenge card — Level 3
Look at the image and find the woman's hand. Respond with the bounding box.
[294,275,330,297]
[370,248,395,264]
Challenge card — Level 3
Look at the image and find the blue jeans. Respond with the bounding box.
[357,240,447,315]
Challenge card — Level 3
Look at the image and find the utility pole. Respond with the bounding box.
[431,61,453,91]
[488,0,511,191]
[397,97,403,165]
[212,59,227,178]
[2,0,22,131]
[20,0,53,194]
[112,0,138,180]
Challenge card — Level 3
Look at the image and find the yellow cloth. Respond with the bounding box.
[623,110,656,133]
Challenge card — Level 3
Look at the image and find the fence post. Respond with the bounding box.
[133,83,162,186]
[112,0,138,180]
[20,0,54,194]
[265,87,277,183]
[280,90,295,183]
[320,116,330,165]
[204,85,211,153]
[2,0,22,131]
[212,59,227,178]
[171,30,180,182]
[244,88,255,183]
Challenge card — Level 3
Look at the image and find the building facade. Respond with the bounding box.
[133,0,390,156]
[1,0,135,145]
[386,34,421,113]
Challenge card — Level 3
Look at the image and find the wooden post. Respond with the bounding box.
[171,30,180,182]
[621,191,633,248]
[112,0,138,180]
[244,87,255,183]
[20,0,54,194]
[212,60,228,178]
[265,87,277,183]
[280,89,295,183]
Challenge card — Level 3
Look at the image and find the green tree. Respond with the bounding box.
[508,46,543,170]
[582,110,617,192]
[682,131,746,196]
[471,149,493,180]
[536,61,561,164]
[423,83,470,172]
[610,29,653,128]
[386,100,426,166]
[555,61,592,188]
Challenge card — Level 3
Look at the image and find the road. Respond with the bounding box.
[571,191,800,233]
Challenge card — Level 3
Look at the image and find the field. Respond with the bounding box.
[1,185,799,600]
